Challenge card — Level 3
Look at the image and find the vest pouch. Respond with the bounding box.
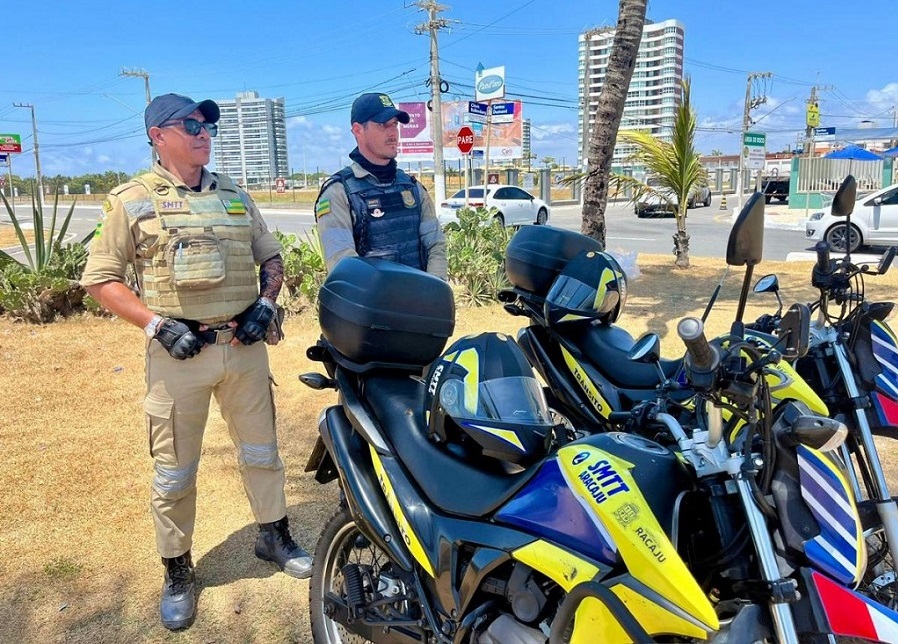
[166,233,227,290]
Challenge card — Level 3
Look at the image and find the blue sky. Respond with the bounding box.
[2,0,896,179]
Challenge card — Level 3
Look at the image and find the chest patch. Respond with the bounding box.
[160,200,185,211]
[224,198,246,215]
[401,190,416,208]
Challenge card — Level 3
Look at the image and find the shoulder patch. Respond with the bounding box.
[102,199,114,213]
[315,198,331,219]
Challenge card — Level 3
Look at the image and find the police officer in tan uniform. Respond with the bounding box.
[81,93,311,631]
[315,92,447,278]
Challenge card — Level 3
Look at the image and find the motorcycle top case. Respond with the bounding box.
[505,225,603,296]
[318,257,456,370]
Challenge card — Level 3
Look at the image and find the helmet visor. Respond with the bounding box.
[440,376,552,425]
[547,273,620,317]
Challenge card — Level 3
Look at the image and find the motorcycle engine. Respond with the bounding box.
[477,614,546,644]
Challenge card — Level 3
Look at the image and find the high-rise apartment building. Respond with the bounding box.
[578,19,685,171]
[213,91,288,187]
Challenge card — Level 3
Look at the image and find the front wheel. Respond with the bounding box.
[493,213,505,227]
[310,506,402,643]
[825,222,862,253]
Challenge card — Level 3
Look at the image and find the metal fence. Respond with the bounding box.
[797,157,885,193]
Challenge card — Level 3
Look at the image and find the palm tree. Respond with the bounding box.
[581,0,649,247]
[614,78,707,268]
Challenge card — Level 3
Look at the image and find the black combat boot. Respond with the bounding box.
[160,552,196,630]
[255,516,313,579]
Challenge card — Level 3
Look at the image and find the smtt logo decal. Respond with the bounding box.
[577,458,630,504]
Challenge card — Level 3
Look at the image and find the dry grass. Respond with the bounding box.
[0,224,38,248]
[2,254,897,643]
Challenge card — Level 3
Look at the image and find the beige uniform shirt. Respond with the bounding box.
[81,164,282,288]
[315,162,447,280]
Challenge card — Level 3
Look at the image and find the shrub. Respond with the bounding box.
[445,207,514,306]
[0,187,92,322]
[274,228,327,314]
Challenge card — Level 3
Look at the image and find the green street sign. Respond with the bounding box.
[743,132,766,147]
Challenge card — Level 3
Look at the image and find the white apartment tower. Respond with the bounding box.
[213,91,289,187]
[578,19,685,171]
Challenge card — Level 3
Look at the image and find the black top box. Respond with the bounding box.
[319,257,456,371]
[505,225,604,296]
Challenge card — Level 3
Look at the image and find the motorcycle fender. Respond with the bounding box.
[322,405,416,572]
[555,444,719,634]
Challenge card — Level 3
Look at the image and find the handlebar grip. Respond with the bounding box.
[677,317,715,372]
[815,241,831,274]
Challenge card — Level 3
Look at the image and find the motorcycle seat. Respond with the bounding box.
[363,374,540,518]
[569,323,683,389]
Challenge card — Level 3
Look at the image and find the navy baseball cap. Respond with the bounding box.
[145,93,220,134]
[350,93,410,125]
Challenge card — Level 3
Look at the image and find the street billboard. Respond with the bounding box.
[397,100,523,163]
[0,134,22,154]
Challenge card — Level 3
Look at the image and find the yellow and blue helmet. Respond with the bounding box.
[543,250,627,326]
[424,332,555,466]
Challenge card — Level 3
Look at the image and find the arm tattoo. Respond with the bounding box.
[259,255,284,300]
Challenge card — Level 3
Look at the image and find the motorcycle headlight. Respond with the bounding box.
[808,212,825,222]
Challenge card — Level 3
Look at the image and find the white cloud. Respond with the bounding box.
[866,83,898,110]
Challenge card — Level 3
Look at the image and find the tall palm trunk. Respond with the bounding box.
[581,0,648,247]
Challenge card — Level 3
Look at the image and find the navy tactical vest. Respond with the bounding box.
[328,166,426,271]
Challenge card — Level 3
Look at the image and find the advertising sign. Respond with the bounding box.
[397,100,523,163]
[397,102,434,158]
[475,65,506,102]
[0,134,22,154]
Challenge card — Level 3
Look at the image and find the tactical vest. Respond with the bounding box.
[332,167,425,270]
[130,172,258,325]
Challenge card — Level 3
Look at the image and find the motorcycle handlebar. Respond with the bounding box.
[815,241,831,274]
[677,317,716,372]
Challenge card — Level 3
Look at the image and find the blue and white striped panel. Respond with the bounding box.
[798,445,863,586]
[871,321,898,399]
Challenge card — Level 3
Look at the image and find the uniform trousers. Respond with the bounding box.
[143,338,286,558]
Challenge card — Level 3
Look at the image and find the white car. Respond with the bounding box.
[438,184,550,228]
[806,182,898,253]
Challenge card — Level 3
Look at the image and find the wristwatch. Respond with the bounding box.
[144,314,164,338]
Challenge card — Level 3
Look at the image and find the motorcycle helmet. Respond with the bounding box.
[424,332,555,466]
[543,250,627,326]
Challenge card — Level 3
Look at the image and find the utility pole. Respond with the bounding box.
[415,1,450,205]
[120,68,155,167]
[13,103,43,205]
[736,72,772,213]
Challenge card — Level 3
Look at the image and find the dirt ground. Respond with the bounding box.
[1,254,896,643]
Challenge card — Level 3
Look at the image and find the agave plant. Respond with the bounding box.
[0,183,80,272]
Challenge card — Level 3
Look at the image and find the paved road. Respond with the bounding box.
[2,194,882,265]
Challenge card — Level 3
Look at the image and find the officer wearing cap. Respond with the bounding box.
[81,93,312,631]
[314,92,447,278]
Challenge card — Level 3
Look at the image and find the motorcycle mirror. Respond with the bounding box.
[628,333,661,364]
[778,303,811,359]
[830,175,857,218]
[877,246,897,275]
[785,415,848,452]
[726,192,765,267]
[753,274,783,317]
[753,274,779,294]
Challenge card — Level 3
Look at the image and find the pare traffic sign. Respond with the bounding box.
[456,126,475,154]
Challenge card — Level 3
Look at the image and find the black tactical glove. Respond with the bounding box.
[235,297,276,345]
[154,318,205,359]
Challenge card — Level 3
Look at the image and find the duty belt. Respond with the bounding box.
[177,319,237,345]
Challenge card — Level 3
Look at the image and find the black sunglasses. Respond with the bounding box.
[161,118,218,137]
